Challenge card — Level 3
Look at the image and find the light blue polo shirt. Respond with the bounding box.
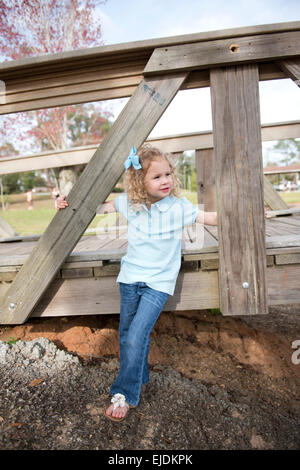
[114,194,198,295]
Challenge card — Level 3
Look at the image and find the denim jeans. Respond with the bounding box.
[110,282,169,407]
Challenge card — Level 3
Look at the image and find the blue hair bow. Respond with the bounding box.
[123,146,142,170]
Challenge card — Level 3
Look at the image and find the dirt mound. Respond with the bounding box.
[0,305,299,450]
[0,307,299,383]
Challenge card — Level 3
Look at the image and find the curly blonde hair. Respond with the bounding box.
[123,144,181,210]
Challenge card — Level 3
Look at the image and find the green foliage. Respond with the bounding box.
[113,187,125,193]
[210,308,221,315]
[1,171,47,194]
[6,336,19,345]
[176,152,197,191]
[1,173,22,194]
[271,139,300,166]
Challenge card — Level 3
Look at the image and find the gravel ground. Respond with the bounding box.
[0,328,299,451]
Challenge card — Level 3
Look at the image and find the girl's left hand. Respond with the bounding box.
[55,195,68,210]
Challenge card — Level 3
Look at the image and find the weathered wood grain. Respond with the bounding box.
[195,149,216,212]
[263,177,288,211]
[276,58,300,87]
[267,208,300,218]
[210,64,268,315]
[144,31,300,75]
[0,263,298,318]
[0,216,19,238]
[0,72,188,325]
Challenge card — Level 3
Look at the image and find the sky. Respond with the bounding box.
[96,0,300,165]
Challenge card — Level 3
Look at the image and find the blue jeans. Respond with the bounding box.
[110,282,169,407]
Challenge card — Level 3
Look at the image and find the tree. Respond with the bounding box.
[177,152,196,191]
[0,0,110,194]
[271,139,300,166]
[0,0,106,60]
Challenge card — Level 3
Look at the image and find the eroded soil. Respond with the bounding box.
[0,304,299,450]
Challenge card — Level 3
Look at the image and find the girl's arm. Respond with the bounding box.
[55,196,116,213]
[97,199,116,214]
[196,208,268,225]
[195,210,218,226]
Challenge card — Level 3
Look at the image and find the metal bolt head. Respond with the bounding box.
[9,302,16,310]
[242,282,249,289]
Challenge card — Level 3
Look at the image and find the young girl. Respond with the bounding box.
[56,145,218,422]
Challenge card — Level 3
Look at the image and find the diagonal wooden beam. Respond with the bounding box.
[263,175,288,211]
[144,31,300,75]
[0,72,188,324]
[0,216,19,238]
[276,58,300,87]
[210,64,268,316]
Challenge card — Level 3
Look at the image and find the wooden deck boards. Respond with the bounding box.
[0,215,299,264]
[0,214,299,318]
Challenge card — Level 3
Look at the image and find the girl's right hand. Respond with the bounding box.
[55,195,68,210]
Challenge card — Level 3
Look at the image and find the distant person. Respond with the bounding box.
[26,189,33,210]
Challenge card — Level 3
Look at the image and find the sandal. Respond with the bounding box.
[105,393,131,422]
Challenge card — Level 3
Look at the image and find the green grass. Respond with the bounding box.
[1,190,198,236]
[280,191,300,205]
[0,204,117,236]
[1,207,56,235]
[5,188,298,237]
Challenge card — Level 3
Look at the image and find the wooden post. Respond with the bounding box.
[0,72,188,324]
[195,148,216,211]
[195,148,286,212]
[210,64,268,315]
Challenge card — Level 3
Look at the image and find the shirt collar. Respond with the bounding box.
[142,195,174,212]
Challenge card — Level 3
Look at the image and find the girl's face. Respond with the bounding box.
[144,158,174,204]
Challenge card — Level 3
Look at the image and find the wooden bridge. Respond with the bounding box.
[0,20,300,323]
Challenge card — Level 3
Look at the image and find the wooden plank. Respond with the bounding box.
[276,58,300,87]
[266,219,300,237]
[210,64,268,316]
[195,149,216,212]
[263,176,288,210]
[0,72,188,325]
[266,234,300,248]
[2,120,300,176]
[194,149,289,213]
[0,86,139,115]
[0,64,288,116]
[272,215,300,229]
[0,262,294,318]
[275,253,300,265]
[144,31,300,75]
[5,60,145,94]
[28,270,220,317]
[266,208,300,218]
[267,264,300,305]
[4,75,142,107]
[0,216,18,238]
[1,24,298,115]
[2,21,299,78]
[61,267,94,279]
[267,245,300,256]
[0,235,40,243]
